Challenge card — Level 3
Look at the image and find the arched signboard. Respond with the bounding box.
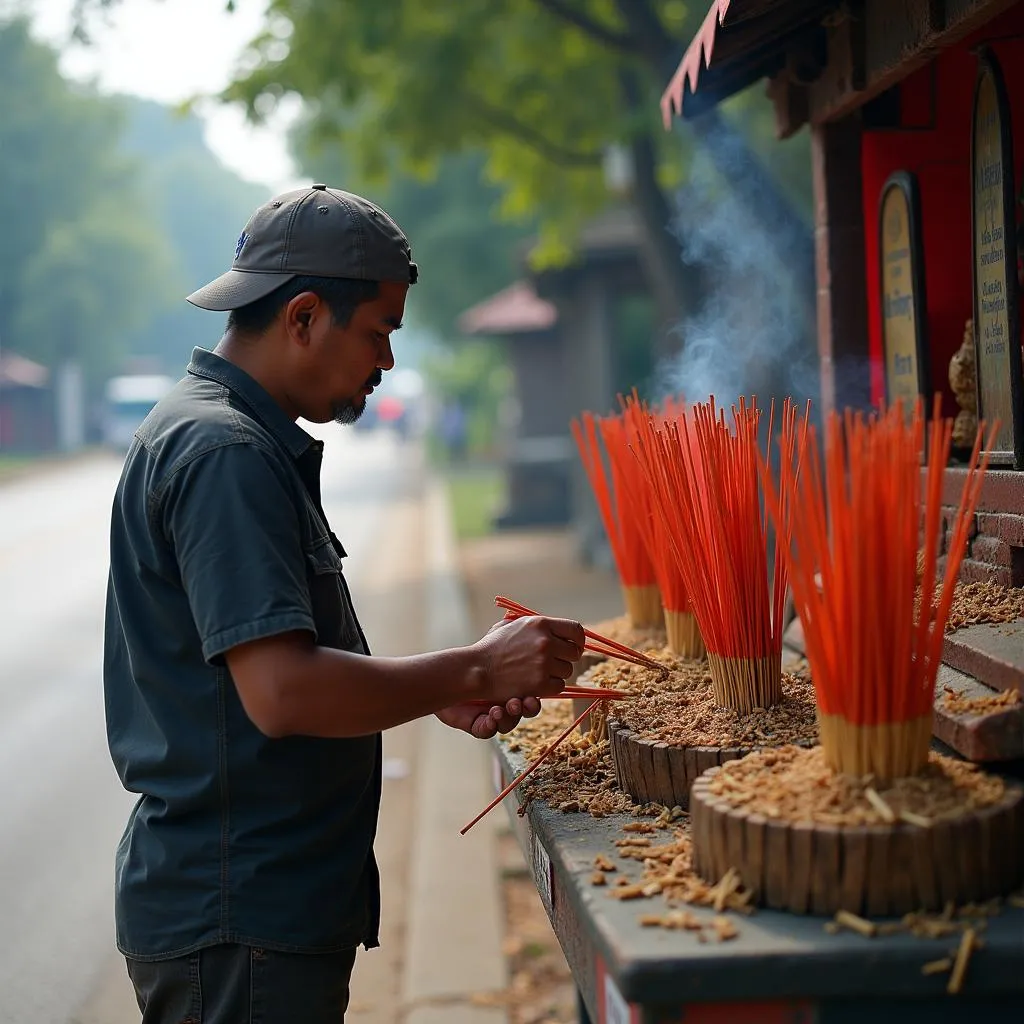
[879,171,930,418]
[971,48,1023,467]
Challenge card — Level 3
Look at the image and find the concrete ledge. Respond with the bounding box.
[402,479,508,1024]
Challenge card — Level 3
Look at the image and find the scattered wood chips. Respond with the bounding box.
[706,745,1007,826]
[942,582,1024,634]
[942,685,1022,717]
[609,817,754,940]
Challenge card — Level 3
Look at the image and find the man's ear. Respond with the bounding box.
[284,291,320,344]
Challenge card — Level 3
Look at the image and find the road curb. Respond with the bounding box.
[401,477,508,1024]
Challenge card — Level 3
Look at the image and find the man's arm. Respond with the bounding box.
[224,614,583,738]
[162,442,583,739]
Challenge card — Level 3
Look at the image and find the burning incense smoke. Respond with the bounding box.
[664,135,820,413]
[761,399,993,781]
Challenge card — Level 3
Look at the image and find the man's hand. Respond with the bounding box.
[471,614,585,706]
[436,696,542,739]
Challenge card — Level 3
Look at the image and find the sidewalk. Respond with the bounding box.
[454,523,626,1024]
[0,447,109,488]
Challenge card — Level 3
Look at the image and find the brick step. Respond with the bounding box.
[941,619,1024,697]
[782,614,1024,762]
[933,664,1024,763]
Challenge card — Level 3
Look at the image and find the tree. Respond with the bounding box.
[78,1,815,349]
[295,135,535,339]
[117,97,271,373]
[0,17,177,385]
[222,0,700,334]
[15,198,178,382]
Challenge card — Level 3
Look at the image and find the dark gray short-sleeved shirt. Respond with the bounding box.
[103,347,381,960]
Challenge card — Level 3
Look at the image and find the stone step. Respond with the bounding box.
[941,619,1024,697]
[933,664,1024,763]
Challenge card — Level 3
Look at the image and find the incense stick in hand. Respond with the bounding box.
[494,596,664,673]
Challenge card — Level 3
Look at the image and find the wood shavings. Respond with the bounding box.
[942,684,1021,717]
[503,702,645,820]
[585,652,819,749]
[922,957,953,976]
[864,787,896,823]
[834,909,877,938]
[601,818,754,944]
[948,927,977,994]
[707,745,1007,826]
[942,582,1024,634]
[825,903,1006,944]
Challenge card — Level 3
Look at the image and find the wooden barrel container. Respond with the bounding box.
[690,766,1024,916]
[606,717,747,810]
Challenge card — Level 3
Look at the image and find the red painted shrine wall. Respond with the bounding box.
[861,3,1024,410]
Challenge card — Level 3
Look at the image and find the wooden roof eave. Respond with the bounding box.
[663,0,1022,139]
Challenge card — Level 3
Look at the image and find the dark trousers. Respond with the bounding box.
[126,944,358,1024]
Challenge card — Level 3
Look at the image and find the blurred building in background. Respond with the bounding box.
[460,207,654,557]
[0,352,53,453]
[459,280,569,528]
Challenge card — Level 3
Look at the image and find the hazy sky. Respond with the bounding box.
[24,0,303,193]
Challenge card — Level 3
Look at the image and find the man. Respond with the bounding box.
[104,184,584,1023]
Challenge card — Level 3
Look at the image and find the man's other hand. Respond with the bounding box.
[436,696,542,739]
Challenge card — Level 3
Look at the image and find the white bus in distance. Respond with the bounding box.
[102,374,176,450]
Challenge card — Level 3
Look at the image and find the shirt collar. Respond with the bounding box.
[187,347,316,460]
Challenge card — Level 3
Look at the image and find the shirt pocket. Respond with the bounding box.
[305,537,359,651]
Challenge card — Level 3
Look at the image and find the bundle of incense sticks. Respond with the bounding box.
[621,392,704,658]
[572,410,662,629]
[494,596,665,672]
[633,397,810,714]
[761,398,993,781]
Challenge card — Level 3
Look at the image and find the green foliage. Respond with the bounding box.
[15,198,178,374]
[75,0,815,349]
[445,468,507,540]
[117,97,271,373]
[0,17,276,401]
[296,135,534,337]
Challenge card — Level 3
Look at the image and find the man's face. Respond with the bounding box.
[298,280,408,425]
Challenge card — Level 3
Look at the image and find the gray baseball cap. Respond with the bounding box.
[186,184,418,311]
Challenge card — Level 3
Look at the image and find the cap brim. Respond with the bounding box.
[186,269,297,311]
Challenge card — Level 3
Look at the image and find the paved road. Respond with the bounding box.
[0,426,423,1023]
